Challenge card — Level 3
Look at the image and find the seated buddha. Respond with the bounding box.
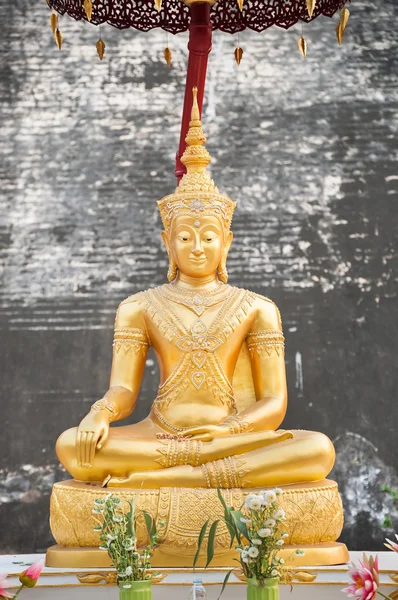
[56,88,335,493]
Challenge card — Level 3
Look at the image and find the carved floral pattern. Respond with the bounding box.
[50,479,344,550]
[48,0,349,35]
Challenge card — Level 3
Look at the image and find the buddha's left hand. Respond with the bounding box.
[182,424,230,442]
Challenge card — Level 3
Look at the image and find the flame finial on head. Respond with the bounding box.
[157,87,236,235]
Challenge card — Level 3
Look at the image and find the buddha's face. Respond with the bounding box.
[162,214,233,279]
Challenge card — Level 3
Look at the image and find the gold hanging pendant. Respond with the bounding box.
[306,0,316,18]
[298,35,307,58]
[336,23,344,45]
[84,0,93,21]
[50,12,58,35]
[55,28,63,50]
[336,7,350,45]
[234,46,243,66]
[340,7,350,32]
[164,46,172,67]
[96,37,105,60]
[154,0,162,12]
[237,0,244,12]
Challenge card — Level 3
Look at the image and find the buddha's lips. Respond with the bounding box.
[190,257,206,264]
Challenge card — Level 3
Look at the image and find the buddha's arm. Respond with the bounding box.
[224,297,287,433]
[103,300,150,420]
[76,298,149,467]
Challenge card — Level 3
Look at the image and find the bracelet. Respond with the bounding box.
[222,414,249,435]
[91,399,118,422]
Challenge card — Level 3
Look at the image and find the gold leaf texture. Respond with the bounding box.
[237,0,244,12]
[154,0,162,12]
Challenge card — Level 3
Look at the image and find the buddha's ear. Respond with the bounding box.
[161,230,170,253]
[224,230,233,256]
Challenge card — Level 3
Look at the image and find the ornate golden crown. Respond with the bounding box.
[157,88,236,236]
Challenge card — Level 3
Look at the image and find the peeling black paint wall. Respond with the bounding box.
[1,0,397,553]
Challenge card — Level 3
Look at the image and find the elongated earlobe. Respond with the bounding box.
[218,261,228,283]
[167,256,178,282]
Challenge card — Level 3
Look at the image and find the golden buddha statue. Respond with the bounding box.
[49,89,347,568]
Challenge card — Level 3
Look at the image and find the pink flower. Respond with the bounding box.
[342,554,379,600]
[385,534,398,553]
[0,573,13,599]
[19,558,45,588]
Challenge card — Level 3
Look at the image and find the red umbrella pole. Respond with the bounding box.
[175,2,213,181]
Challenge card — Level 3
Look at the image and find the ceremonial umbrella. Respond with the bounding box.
[46,0,351,178]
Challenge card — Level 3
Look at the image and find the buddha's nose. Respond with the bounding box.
[192,239,204,256]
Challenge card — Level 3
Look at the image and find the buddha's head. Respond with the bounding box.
[158,88,236,283]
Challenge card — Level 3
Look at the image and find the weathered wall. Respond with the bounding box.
[0,0,397,553]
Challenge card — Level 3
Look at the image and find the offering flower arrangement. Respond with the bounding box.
[0,559,44,599]
[92,493,162,588]
[195,488,304,596]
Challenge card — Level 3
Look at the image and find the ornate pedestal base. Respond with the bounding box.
[48,479,348,568]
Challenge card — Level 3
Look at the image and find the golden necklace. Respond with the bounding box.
[161,283,231,316]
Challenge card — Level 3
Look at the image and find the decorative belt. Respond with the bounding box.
[152,405,192,434]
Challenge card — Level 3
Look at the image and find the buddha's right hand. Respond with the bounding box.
[76,411,109,468]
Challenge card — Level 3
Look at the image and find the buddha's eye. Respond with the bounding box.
[203,232,215,243]
[178,232,191,242]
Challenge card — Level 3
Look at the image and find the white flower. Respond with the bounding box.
[94,498,105,505]
[125,566,132,577]
[92,508,103,514]
[274,488,283,497]
[240,517,252,524]
[271,569,279,577]
[247,497,262,511]
[248,546,259,558]
[279,558,285,564]
[258,528,272,538]
[242,556,250,564]
[282,533,289,539]
[113,515,123,523]
[93,525,102,532]
[99,545,108,551]
[251,539,262,545]
[105,492,113,501]
[245,492,262,510]
[262,490,277,505]
[241,550,248,562]
[276,539,284,546]
[122,584,132,589]
[265,519,276,528]
[274,509,286,521]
